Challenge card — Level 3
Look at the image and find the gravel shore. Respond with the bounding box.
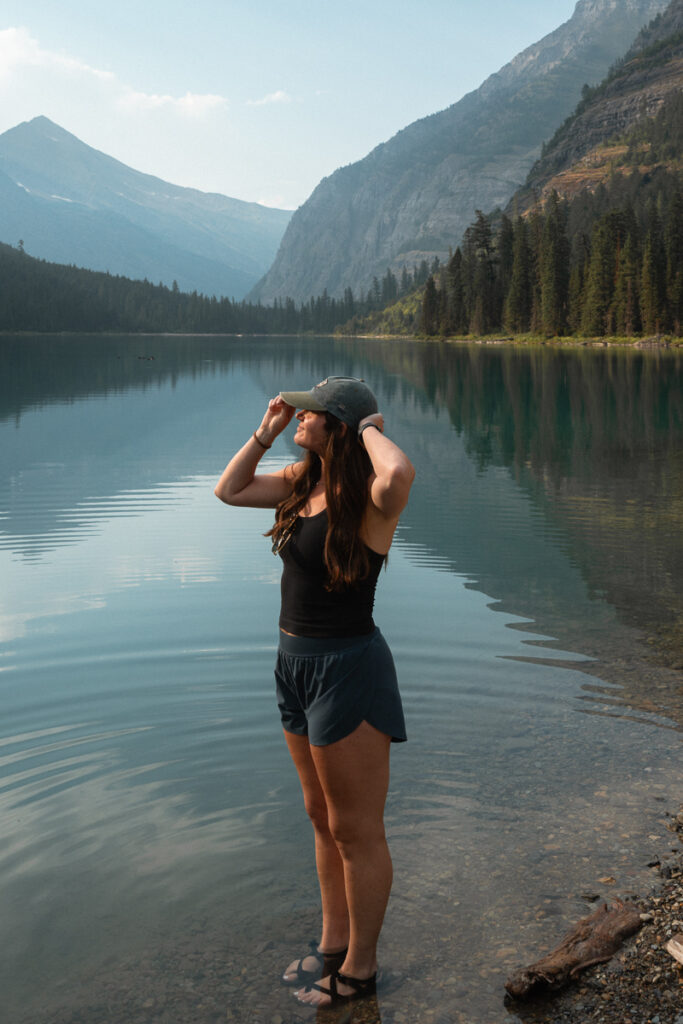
[510,807,683,1024]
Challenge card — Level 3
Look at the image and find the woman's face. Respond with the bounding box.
[294,409,329,454]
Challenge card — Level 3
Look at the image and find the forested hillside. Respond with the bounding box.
[347,10,683,342]
[0,241,431,335]
[2,3,681,341]
[250,0,667,304]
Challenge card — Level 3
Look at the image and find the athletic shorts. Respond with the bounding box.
[274,627,407,747]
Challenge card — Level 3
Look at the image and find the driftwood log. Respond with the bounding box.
[505,900,642,1000]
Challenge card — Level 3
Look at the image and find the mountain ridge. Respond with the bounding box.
[250,0,668,304]
[0,117,291,299]
[514,0,683,208]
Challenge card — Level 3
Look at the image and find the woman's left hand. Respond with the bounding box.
[358,412,384,436]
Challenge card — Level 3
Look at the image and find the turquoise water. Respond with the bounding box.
[1,335,681,1024]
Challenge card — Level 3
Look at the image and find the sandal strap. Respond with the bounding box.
[336,970,377,993]
[297,968,377,1006]
[289,941,346,982]
[292,941,323,982]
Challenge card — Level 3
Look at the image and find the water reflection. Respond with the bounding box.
[3,336,680,664]
[0,334,681,1024]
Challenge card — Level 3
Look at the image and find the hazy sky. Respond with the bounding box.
[1,1,579,210]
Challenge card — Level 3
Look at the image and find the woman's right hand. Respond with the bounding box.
[215,397,299,507]
[257,396,296,445]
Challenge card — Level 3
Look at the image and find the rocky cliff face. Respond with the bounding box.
[516,0,683,206]
[250,0,668,304]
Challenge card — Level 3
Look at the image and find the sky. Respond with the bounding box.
[1,0,579,211]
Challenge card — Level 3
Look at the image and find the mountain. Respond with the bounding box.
[0,117,292,300]
[343,0,683,341]
[513,0,683,208]
[250,0,668,304]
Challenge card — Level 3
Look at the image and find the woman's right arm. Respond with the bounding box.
[214,397,300,508]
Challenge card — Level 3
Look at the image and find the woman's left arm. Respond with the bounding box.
[359,413,415,519]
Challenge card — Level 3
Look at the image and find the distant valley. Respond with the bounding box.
[1,0,680,327]
[0,118,291,300]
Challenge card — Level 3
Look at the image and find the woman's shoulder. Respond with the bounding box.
[283,460,306,482]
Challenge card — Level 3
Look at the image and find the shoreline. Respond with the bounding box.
[346,332,683,349]
[2,329,683,349]
[514,810,683,1024]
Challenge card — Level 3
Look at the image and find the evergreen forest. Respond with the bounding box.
[1,91,681,341]
[0,239,434,336]
[364,92,683,340]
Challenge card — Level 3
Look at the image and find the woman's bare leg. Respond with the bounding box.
[281,731,349,980]
[295,721,392,1007]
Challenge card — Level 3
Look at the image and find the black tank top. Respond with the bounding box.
[278,509,384,638]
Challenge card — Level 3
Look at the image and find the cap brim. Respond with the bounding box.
[279,390,327,411]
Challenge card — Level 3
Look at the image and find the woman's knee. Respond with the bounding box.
[328,814,386,857]
[303,791,330,832]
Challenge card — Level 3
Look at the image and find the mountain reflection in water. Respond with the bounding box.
[0,334,681,1024]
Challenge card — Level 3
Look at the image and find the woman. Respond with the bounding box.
[214,376,414,1009]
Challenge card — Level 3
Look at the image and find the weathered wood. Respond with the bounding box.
[666,933,683,966]
[505,900,643,1001]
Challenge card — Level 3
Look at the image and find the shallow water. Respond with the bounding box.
[0,335,681,1024]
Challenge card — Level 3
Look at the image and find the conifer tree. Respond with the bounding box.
[422,274,438,335]
[566,260,585,335]
[464,211,496,335]
[503,217,532,332]
[540,193,570,336]
[665,185,683,333]
[611,234,641,335]
[527,209,545,334]
[640,233,665,334]
[446,248,466,335]
[580,215,619,335]
[497,214,515,324]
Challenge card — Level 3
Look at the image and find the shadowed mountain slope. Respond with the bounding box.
[514,0,683,209]
[0,117,291,299]
[250,0,668,304]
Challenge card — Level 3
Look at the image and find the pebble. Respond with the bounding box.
[526,819,683,1024]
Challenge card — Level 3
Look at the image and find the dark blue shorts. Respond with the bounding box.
[275,627,407,747]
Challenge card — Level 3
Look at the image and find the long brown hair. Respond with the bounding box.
[268,413,376,590]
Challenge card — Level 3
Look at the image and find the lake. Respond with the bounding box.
[1,334,681,1024]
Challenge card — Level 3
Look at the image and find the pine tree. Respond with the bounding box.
[665,185,683,333]
[497,214,515,325]
[566,260,584,335]
[381,269,398,305]
[540,194,570,336]
[611,234,641,336]
[640,233,665,334]
[580,215,621,336]
[422,275,439,335]
[503,217,532,332]
[463,211,496,335]
[446,248,466,335]
[640,201,668,333]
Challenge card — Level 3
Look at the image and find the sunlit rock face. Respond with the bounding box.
[250,0,669,304]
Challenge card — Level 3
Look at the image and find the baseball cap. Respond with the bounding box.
[280,376,378,429]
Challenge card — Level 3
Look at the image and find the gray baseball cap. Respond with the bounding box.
[280,376,378,428]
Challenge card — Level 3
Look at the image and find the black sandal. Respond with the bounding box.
[280,940,347,987]
[295,968,377,1006]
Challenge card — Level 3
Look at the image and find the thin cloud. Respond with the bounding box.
[247,90,292,107]
[0,27,227,119]
[117,90,228,117]
[0,26,114,83]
